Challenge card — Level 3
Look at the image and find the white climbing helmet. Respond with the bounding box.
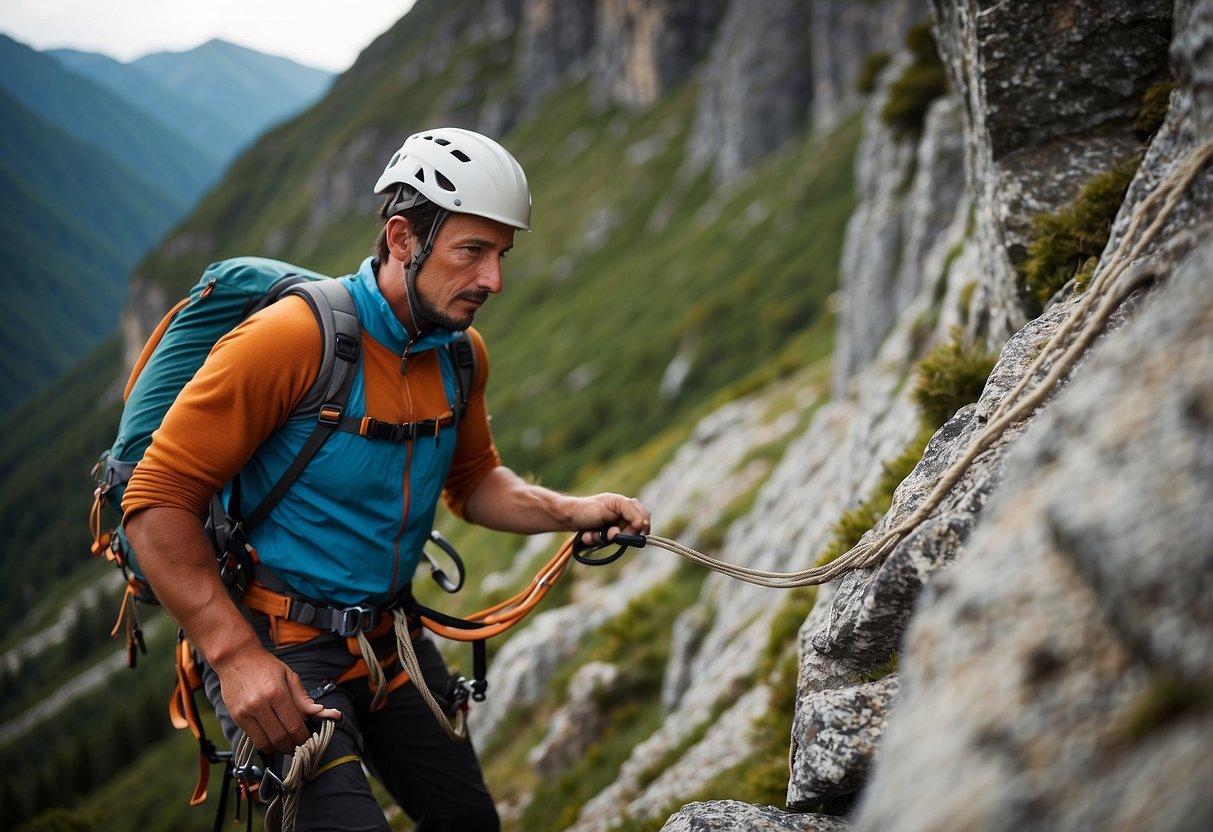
[374,127,532,230]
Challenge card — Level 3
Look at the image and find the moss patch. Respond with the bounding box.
[881,23,949,137]
[911,328,999,428]
[1019,156,1141,306]
[1135,79,1177,142]
[857,52,892,95]
[1117,673,1213,745]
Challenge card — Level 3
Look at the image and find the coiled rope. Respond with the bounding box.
[233,716,337,832]
[640,136,1213,589]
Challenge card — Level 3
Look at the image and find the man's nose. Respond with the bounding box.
[478,259,504,294]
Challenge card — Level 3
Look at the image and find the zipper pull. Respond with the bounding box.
[400,339,415,375]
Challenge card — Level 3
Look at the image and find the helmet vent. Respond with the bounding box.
[450,149,471,163]
[434,138,451,146]
[413,170,425,183]
[436,171,457,192]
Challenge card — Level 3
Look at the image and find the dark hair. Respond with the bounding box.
[375,187,445,265]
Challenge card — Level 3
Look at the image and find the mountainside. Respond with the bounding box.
[3,1,1212,831]
[130,39,334,150]
[0,35,217,202]
[0,86,184,406]
[0,34,335,410]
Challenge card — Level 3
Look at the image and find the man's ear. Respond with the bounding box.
[385,215,416,262]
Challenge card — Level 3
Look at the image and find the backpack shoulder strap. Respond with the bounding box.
[238,279,360,532]
[290,278,361,414]
[446,331,477,428]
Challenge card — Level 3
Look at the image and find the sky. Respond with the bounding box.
[1,0,418,72]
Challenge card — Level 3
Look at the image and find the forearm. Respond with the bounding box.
[462,466,652,538]
[462,466,578,533]
[124,506,262,668]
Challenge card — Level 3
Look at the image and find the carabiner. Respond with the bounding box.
[572,530,646,566]
[424,530,466,593]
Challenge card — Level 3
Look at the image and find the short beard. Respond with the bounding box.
[416,289,488,332]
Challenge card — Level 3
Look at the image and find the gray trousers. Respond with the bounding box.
[203,617,499,831]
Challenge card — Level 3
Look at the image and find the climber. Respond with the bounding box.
[121,126,651,831]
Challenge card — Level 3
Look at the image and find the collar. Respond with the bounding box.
[347,257,462,354]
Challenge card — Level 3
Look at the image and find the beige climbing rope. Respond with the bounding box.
[392,608,468,742]
[640,135,1213,588]
[233,716,338,832]
[351,610,467,741]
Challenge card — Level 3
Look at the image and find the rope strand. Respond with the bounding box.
[641,136,1213,589]
[233,717,337,832]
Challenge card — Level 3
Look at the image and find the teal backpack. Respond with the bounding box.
[89,256,477,664]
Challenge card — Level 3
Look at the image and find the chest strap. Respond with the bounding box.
[343,412,453,443]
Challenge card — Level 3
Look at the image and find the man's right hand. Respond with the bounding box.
[215,648,343,754]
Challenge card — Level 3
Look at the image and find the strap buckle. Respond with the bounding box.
[318,404,343,426]
[334,604,375,638]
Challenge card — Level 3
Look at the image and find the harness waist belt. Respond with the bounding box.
[242,582,382,638]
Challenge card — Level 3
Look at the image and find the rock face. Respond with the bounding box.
[931,0,1173,342]
[855,230,1213,832]
[590,0,726,109]
[429,0,1204,829]
[662,0,1213,830]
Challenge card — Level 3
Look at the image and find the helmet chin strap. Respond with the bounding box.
[402,207,450,336]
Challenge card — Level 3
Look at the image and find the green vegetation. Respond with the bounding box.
[813,326,996,570]
[633,325,998,827]
[509,567,705,830]
[1020,74,1178,309]
[0,92,180,409]
[857,52,892,95]
[615,648,803,830]
[881,23,949,137]
[910,327,999,428]
[0,336,123,641]
[1117,673,1213,745]
[1019,157,1141,306]
[1134,79,1177,141]
[854,650,899,684]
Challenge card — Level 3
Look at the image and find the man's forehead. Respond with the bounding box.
[443,213,515,245]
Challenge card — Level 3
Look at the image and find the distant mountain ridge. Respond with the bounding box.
[0,33,335,409]
[48,47,243,163]
[49,37,334,168]
[129,39,334,151]
[0,35,217,202]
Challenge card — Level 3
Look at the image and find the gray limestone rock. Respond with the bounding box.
[662,800,851,832]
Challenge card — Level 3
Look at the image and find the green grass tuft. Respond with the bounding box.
[857,52,892,95]
[1135,79,1177,141]
[911,328,998,429]
[1019,157,1141,306]
[880,23,949,137]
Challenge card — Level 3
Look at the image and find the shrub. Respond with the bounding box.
[911,328,998,427]
[857,51,892,95]
[1135,79,1177,141]
[881,23,949,137]
[1019,156,1140,305]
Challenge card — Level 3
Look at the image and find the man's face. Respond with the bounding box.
[413,213,515,331]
